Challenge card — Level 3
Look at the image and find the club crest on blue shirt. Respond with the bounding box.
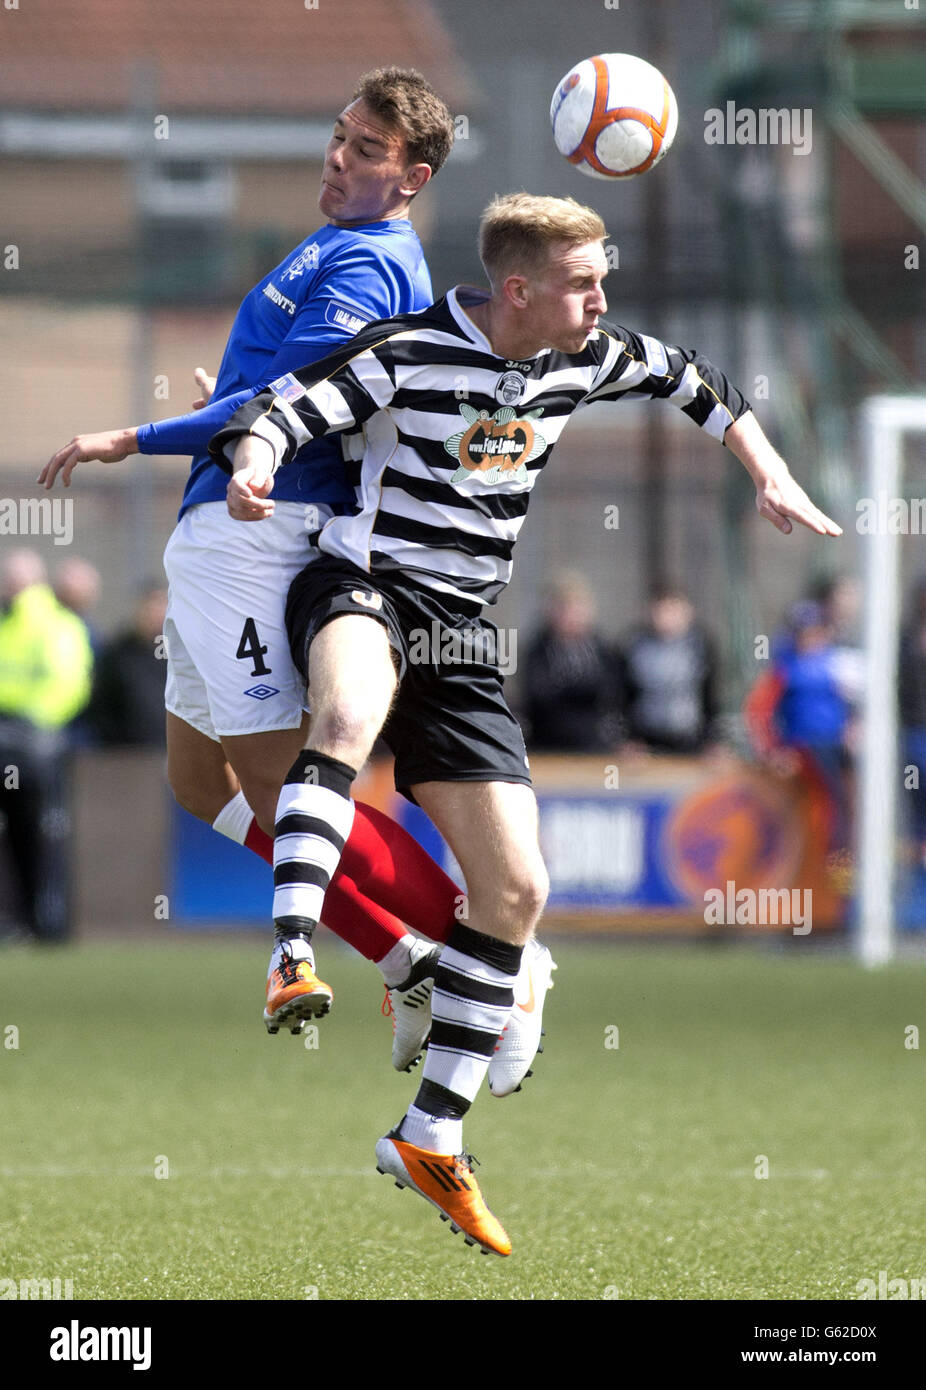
[444,403,547,486]
[283,243,320,280]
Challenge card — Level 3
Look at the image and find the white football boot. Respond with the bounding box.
[488,938,556,1096]
[383,940,442,1072]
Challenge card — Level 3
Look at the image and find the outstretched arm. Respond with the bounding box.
[724,412,842,538]
[37,427,138,488]
[587,327,842,539]
[38,368,219,489]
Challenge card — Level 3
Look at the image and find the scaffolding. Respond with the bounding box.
[706,0,926,691]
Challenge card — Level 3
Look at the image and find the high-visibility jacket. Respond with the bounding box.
[0,583,93,729]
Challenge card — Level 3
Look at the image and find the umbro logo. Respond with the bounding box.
[244,684,280,700]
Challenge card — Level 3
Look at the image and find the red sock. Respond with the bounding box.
[339,801,458,944]
[242,812,448,960]
[321,873,409,962]
[245,802,457,943]
[244,818,274,863]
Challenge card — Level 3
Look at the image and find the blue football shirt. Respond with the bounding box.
[135,219,433,517]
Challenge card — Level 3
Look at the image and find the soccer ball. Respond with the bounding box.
[550,53,678,179]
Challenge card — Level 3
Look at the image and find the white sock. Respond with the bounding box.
[212,791,255,845]
[378,933,417,987]
[399,1104,462,1157]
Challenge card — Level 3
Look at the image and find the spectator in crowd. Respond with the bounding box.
[811,572,861,647]
[771,573,861,660]
[0,548,93,942]
[899,577,926,865]
[54,556,104,659]
[618,584,720,754]
[522,569,620,752]
[744,598,859,860]
[91,582,168,747]
[54,557,104,748]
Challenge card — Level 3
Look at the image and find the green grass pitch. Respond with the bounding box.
[1,936,924,1301]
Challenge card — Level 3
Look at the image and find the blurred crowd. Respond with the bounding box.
[0,550,168,752]
[49,555,168,748]
[519,568,924,876]
[742,576,864,882]
[520,569,721,757]
[0,548,166,942]
[5,546,926,943]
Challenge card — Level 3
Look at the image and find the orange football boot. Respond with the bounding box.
[375,1131,511,1256]
[264,947,333,1035]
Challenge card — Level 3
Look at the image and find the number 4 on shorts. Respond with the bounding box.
[236,617,271,677]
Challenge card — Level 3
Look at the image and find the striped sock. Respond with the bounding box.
[399,922,522,1154]
[273,750,356,936]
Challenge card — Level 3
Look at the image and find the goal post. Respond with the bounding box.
[857,394,926,966]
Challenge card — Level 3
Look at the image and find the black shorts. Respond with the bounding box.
[285,557,531,799]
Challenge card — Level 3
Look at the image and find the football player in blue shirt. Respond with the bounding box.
[37,71,533,1075]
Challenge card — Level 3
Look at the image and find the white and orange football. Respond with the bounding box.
[550,53,678,179]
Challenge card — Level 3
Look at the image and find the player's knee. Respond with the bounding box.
[309,700,382,768]
[236,774,279,836]
[166,766,214,824]
[518,861,550,926]
[473,861,549,934]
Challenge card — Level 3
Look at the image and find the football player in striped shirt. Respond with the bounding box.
[212,192,841,1257]
[38,71,550,1078]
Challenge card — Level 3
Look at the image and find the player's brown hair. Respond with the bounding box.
[353,68,454,180]
[479,193,607,286]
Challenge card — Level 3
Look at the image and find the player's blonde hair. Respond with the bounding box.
[479,194,606,287]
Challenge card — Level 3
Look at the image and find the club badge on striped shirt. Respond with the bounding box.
[495,371,527,405]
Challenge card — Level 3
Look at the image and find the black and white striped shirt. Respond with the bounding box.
[210,286,751,609]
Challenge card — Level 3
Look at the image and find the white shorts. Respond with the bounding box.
[163,501,330,741]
